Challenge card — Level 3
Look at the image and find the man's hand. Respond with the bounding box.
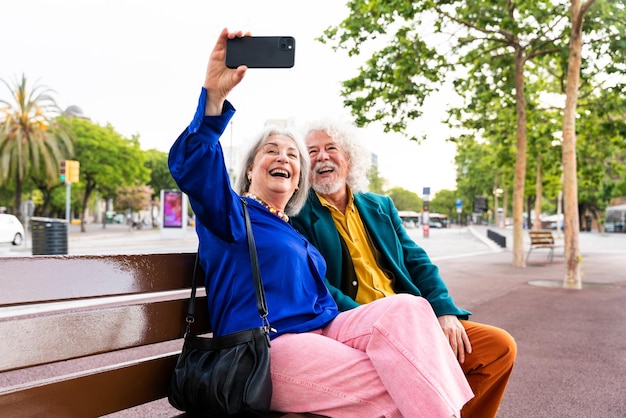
[438,315,472,363]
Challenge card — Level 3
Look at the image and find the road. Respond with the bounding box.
[0,223,198,257]
[2,222,625,259]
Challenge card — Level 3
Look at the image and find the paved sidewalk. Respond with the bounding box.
[438,229,626,418]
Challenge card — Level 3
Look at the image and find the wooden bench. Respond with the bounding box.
[0,253,320,417]
[527,230,562,263]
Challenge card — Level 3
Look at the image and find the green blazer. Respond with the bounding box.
[291,190,471,318]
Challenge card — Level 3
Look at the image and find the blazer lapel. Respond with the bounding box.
[307,192,343,259]
[353,193,398,254]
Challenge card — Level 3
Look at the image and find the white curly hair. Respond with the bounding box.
[302,118,371,193]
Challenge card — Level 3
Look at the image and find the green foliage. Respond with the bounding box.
[144,148,177,198]
[454,134,497,201]
[574,88,626,218]
[430,189,458,219]
[367,164,386,193]
[68,117,150,224]
[320,0,569,140]
[0,76,183,222]
[0,185,13,210]
[70,118,149,198]
[386,187,422,211]
[0,74,74,216]
[321,0,626,230]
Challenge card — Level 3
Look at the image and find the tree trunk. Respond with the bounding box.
[14,172,23,219]
[80,181,96,233]
[512,48,528,267]
[502,188,509,228]
[534,156,543,230]
[561,0,596,289]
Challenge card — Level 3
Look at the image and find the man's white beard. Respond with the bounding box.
[311,161,345,195]
[312,178,343,195]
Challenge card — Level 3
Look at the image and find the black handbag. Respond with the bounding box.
[168,199,273,417]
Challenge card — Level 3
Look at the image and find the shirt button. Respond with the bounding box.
[352,281,358,286]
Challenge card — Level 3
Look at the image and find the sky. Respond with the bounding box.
[1,0,460,197]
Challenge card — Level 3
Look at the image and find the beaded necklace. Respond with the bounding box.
[243,193,289,223]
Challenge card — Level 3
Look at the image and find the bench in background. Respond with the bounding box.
[0,253,321,417]
[527,230,563,263]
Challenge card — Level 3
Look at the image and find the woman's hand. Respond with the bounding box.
[204,28,249,116]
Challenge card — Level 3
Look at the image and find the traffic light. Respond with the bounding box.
[67,160,80,183]
[59,160,67,182]
[58,160,80,183]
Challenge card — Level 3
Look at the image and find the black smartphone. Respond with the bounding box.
[226,36,295,69]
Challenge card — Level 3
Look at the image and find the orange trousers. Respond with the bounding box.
[459,320,517,418]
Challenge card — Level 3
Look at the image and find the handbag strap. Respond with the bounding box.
[185,198,270,334]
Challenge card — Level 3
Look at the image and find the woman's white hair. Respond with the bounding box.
[235,125,310,216]
[303,118,371,192]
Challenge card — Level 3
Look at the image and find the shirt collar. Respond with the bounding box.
[316,187,355,213]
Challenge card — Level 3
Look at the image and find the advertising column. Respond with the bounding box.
[160,189,189,239]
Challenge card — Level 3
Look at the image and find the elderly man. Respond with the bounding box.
[291,120,517,418]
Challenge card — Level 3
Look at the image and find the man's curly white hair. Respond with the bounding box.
[303,119,371,193]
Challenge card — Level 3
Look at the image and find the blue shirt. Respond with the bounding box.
[168,88,338,339]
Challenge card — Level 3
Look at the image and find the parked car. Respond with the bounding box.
[429,220,443,228]
[0,214,25,245]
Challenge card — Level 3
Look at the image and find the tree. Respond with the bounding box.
[28,171,66,217]
[144,148,177,199]
[575,89,626,230]
[115,183,154,225]
[366,164,386,194]
[320,0,569,266]
[561,0,594,288]
[320,0,625,270]
[431,189,459,222]
[386,187,422,212]
[69,117,149,232]
[144,148,177,227]
[0,74,73,218]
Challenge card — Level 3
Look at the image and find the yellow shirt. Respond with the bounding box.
[317,192,395,304]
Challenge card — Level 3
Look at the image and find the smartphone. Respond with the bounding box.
[226,36,295,69]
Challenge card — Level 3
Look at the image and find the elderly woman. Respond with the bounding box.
[168,28,473,418]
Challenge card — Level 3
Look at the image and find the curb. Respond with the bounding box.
[468,226,506,252]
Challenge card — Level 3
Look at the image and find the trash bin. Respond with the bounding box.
[31,217,68,255]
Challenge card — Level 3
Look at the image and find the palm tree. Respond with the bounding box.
[0,74,74,218]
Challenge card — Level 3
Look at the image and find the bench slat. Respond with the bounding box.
[0,297,209,372]
[0,354,327,418]
[0,253,197,306]
[0,353,179,417]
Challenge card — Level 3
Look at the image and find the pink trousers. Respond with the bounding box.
[269,294,474,418]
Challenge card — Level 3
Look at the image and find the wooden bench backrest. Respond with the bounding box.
[0,253,211,416]
[528,230,555,246]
